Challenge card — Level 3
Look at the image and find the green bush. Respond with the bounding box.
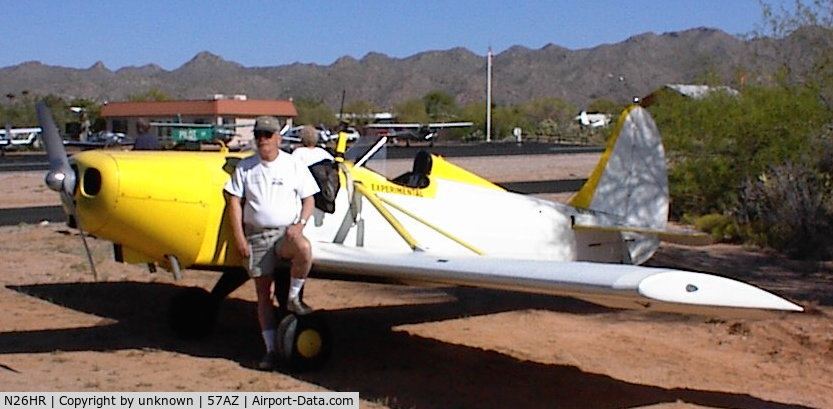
[738,162,833,258]
[693,213,743,242]
[651,84,833,258]
[652,85,831,219]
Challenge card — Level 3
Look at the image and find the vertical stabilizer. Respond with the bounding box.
[569,106,668,264]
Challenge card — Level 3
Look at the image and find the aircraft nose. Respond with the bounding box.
[72,152,119,234]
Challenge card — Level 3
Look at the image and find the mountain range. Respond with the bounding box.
[2,26,831,110]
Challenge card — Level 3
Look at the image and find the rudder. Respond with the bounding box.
[569,105,669,264]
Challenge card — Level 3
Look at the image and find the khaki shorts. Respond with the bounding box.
[245,227,288,278]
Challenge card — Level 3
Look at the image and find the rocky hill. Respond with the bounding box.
[2,27,830,109]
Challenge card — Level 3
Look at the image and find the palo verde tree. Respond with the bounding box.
[422,90,459,121]
[127,88,170,102]
[294,98,337,128]
[342,100,381,127]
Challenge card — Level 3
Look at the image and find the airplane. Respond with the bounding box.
[0,126,42,152]
[63,131,134,149]
[364,121,473,146]
[36,101,802,372]
[576,111,612,128]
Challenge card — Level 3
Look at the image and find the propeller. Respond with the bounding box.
[36,102,99,280]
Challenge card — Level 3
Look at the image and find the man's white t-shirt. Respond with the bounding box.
[224,152,320,231]
[292,146,334,167]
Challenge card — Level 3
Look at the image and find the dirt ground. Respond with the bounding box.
[1,152,832,408]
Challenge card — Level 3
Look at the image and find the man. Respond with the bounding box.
[224,116,320,370]
[291,125,333,166]
[133,118,160,150]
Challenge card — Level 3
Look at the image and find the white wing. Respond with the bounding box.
[312,242,802,314]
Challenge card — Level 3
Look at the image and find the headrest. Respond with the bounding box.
[413,150,432,175]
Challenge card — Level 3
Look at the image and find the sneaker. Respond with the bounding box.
[287,296,314,315]
[257,351,279,371]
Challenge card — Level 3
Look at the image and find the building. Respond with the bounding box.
[640,84,740,107]
[100,95,297,147]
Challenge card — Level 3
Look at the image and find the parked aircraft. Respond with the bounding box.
[37,102,801,371]
[576,111,612,128]
[0,127,42,152]
[364,121,473,146]
[63,131,133,149]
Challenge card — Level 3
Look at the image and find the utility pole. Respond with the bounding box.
[486,47,493,143]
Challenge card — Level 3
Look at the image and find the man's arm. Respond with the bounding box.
[227,193,250,258]
[287,196,315,239]
[299,195,315,224]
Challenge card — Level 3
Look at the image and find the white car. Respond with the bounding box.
[282,125,332,145]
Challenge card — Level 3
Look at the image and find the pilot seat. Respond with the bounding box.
[393,150,432,188]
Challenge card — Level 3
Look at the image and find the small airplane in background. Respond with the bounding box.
[576,111,612,128]
[63,131,133,149]
[37,102,802,372]
[0,126,42,152]
[364,121,473,146]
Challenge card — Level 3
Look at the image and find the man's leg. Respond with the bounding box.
[279,234,313,314]
[254,275,278,369]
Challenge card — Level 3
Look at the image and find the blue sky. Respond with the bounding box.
[1,0,771,70]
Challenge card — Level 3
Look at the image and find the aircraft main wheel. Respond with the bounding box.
[168,287,219,338]
[276,313,331,372]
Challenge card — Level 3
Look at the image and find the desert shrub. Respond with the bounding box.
[651,85,832,219]
[738,162,833,258]
[693,213,744,242]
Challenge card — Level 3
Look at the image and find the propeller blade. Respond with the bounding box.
[36,102,75,196]
[36,101,98,280]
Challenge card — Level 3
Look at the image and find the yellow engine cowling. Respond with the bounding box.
[72,150,251,269]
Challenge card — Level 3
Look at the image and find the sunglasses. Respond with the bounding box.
[254,130,276,139]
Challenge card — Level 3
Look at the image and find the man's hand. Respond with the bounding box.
[286,222,304,240]
[235,237,250,259]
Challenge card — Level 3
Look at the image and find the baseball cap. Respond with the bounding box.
[254,116,280,133]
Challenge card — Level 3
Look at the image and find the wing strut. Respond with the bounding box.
[353,182,425,251]
[374,195,485,255]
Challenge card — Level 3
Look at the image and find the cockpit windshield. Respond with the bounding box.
[344,135,389,174]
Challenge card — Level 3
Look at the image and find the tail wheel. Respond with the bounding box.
[276,313,332,372]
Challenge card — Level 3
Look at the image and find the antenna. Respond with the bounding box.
[335,89,348,161]
[338,89,346,124]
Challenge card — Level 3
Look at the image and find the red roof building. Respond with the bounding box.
[100,96,297,147]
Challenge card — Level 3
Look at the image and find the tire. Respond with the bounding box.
[275,313,332,372]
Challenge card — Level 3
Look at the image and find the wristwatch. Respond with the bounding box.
[298,218,307,226]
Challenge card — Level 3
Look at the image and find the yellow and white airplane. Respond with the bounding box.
[37,102,802,371]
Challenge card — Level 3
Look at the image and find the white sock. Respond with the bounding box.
[288,278,305,300]
[261,329,276,353]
